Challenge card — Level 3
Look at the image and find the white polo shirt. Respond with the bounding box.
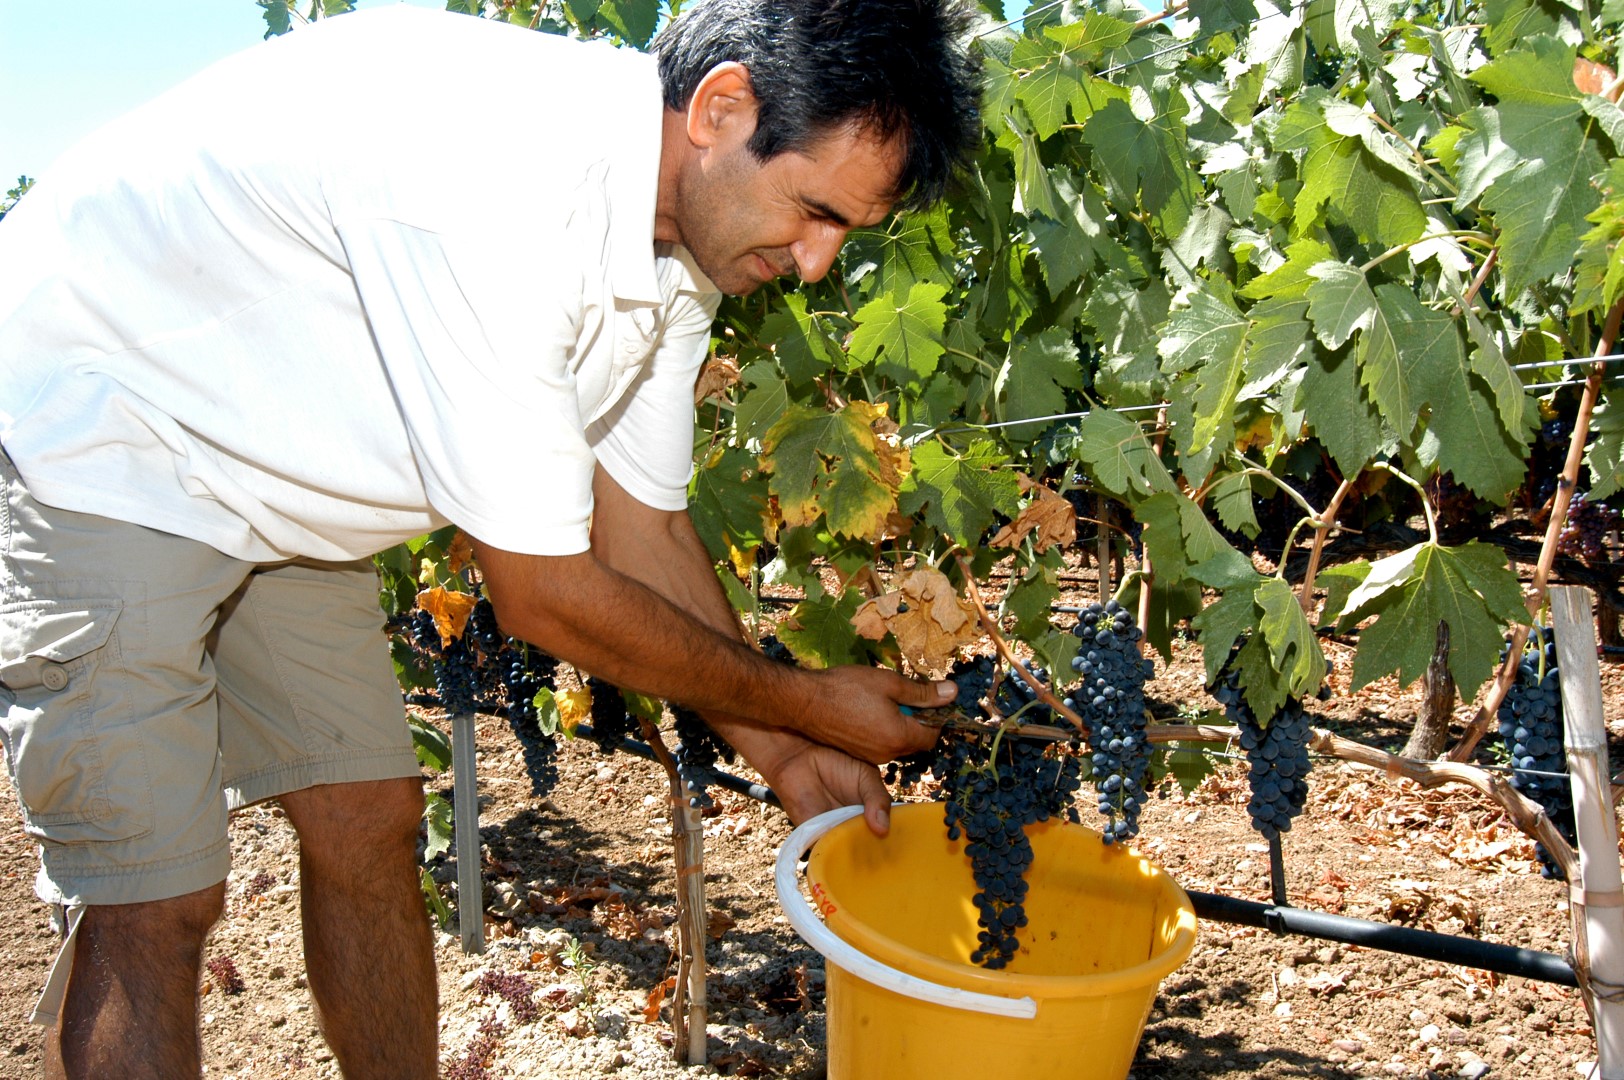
[0,7,720,563]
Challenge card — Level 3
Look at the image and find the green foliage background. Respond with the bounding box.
[252,0,1624,722]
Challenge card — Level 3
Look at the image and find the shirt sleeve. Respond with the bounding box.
[587,277,720,512]
[336,215,599,555]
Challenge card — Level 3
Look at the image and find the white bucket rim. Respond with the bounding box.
[774,804,1041,1020]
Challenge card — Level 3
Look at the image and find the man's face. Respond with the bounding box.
[673,124,904,296]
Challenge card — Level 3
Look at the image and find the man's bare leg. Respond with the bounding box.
[279,777,437,1080]
[46,884,226,1079]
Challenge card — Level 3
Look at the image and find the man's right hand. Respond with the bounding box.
[791,664,953,763]
[470,532,952,767]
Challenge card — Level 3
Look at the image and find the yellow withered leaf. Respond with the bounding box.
[445,531,475,576]
[416,586,477,648]
[558,686,593,736]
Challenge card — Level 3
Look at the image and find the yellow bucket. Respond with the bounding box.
[775,803,1196,1080]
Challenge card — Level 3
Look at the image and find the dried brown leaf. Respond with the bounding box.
[988,477,1076,553]
[693,355,741,403]
[851,568,981,674]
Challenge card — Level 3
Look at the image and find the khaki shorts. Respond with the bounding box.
[0,451,419,911]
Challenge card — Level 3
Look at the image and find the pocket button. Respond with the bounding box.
[40,665,68,692]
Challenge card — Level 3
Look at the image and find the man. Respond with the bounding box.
[0,0,982,1076]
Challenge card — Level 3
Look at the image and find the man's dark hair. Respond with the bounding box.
[653,0,982,212]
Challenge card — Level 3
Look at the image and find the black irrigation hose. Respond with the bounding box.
[1187,891,1578,988]
[461,710,1576,989]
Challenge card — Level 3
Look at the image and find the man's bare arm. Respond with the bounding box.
[468,468,949,766]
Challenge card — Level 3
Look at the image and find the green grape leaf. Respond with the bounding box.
[689,447,768,562]
[1072,408,1176,499]
[1254,576,1327,699]
[423,792,453,861]
[1467,37,1603,296]
[1045,12,1137,60]
[1305,264,1417,439]
[1005,564,1061,641]
[1587,389,1624,500]
[259,0,294,37]
[1390,288,1527,500]
[1162,203,1235,289]
[1082,98,1201,237]
[844,206,954,295]
[899,439,1022,543]
[1208,469,1262,538]
[410,716,452,773]
[1298,338,1385,476]
[1583,95,1624,154]
[1084,270,1173,361]
[996,328,1085,442]
[596,0,657,46]
[1332,541,1529,695]
[1138,492,1257,587]
[1120,576,1205,663]
[733,360,791,445]
[1576,160,1624,315]
[1482,0,1578,57]
[1239,238,1335,301]
[848,282,950,385]
[1242,297,1316,394]
[1305,0,1404,53]
[1318,95,1424,181]
[1191,583,1268,688]
[1482,141,1607,299]
[760,404,899,541]
[1231,630,1292,721]
[1190,0,1259,33]
[1029,629,1083,690]
[1158,287,1248,456]
[1012,35,1084,140]
[1155,739,1220,795]
[760,292,843,387]
[1029,171,1128,294]
[717,567,758,619]
[779,591,865,669]
[1461,308,1530,432]
[1274,93,1427,247]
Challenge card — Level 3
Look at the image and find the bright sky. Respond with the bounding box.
[0,1,441,187]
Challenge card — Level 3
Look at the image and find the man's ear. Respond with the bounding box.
[685,61,758,152]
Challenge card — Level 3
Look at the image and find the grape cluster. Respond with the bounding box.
[1558,491,1619,566]
[1211,666,1313,840]
[1064,601,1154,843]
[672,704,736,809]
[1526,415,1575,507]
[409,600,564,716]
[496,642,558,727]
[410,609,482,714]
[1496,627,1577,879]
[935,726,1083,968]
[586,677,635,754]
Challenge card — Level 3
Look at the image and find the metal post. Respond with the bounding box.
[452,709,484,953]
[1552,586,1624,1077]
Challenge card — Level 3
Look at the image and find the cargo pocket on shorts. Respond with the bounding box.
[0,599,145,844]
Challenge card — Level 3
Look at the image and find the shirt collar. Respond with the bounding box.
[606,57,693,307]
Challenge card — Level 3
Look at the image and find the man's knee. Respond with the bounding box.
[282,777,425,866]
[80,882,227,956]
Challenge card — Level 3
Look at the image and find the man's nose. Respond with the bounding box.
[790,223,848,283]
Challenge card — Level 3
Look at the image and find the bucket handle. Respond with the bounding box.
[775,805,1040,1020]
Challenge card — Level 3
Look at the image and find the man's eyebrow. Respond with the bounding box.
[802,198,852,228]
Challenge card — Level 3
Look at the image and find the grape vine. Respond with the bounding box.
[1496,628,1579,879]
